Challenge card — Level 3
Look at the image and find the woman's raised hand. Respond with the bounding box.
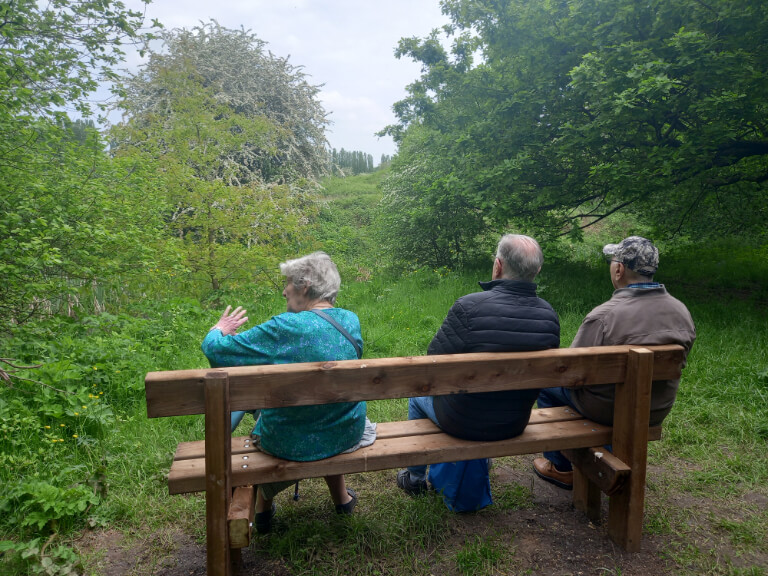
[210,305,249,336]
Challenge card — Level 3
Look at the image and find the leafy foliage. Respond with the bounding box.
[0,0,156,120]
[113,65,315,291]
[115,20,330,184]
[0,119,169,323]
[0,1,162,326]
[383,0,768,266]
[376,125,496,269]
[111,22,329,293]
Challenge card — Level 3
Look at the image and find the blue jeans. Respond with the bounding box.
[231,410,260,433]
[406,396,441,482]
[536,387,578,472]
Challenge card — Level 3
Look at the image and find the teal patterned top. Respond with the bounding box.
[201,308,365,461]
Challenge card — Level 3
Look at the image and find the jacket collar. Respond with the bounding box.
[478,278,538,295]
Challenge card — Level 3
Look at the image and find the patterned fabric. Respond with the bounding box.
[201,308,365,461]
[626,282,661,289]
[603,236,659,275]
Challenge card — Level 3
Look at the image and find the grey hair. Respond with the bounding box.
[279,251,341,305]
[495,234,544,281]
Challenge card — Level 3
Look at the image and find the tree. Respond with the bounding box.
[115,21,330,185]
[112,60,317,292]
[377,125,491,268]
[0,0,160,324]
[384,0,768,262]
[332,148,375,174]
[0,0,156,120]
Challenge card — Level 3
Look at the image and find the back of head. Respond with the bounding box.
[496,234,544,282]
[279,251,341,304]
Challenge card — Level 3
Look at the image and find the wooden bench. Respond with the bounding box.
[145,344,686,575]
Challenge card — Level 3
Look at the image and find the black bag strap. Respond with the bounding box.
[310,309,362,359]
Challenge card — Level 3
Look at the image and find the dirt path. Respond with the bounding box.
[76,458,767,575]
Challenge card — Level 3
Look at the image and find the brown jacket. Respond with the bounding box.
[570,286,695,426]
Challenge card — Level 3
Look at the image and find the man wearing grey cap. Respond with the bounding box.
[533,236,696,489]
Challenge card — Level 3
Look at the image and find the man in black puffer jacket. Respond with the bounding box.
[397,234,560,496]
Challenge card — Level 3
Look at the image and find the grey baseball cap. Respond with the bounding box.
[603,236,658,276]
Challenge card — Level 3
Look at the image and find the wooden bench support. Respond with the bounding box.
[607,348,654,552]
[228,486,256,549]
[563,447,631,496]
[573,465,602,524]
[204,372,232,576]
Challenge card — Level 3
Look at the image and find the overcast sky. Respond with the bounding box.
[118,0,451,163]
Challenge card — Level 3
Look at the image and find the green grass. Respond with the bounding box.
[454,535,506,575]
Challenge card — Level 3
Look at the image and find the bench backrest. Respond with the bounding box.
[145,345,685,418]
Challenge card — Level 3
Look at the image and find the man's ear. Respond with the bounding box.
[614,262,625,282]
[492,257,503,280]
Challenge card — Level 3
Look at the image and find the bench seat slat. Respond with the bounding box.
[172,407,584,461]
[168,417,661,495]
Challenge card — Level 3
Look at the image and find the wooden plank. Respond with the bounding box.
[168,422,662,496]
[169,418,616,494]
[564,447,631,496]
[572,466,601,524]
[204,372,231,576]
[176,435,257,461]
[608,348,654,552]
[146,345,686,417]
[227,486,255,549]
[168,421,663,495]
[173,407,583,461]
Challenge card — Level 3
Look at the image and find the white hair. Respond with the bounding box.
[495,234,544,281]
[279,251,341,305]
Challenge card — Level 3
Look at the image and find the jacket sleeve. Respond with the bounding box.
[427,300,470,355]
[569,316,605,348]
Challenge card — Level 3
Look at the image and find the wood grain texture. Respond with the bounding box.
[564,447,631,495]
[172,406,584,461]
[227,486,255,549]
[168,419,662,495]
[608,348,654,552]
[170,418,616,494]
[203,373,231,576]
[146,345,685,418]
[573,466,601,524]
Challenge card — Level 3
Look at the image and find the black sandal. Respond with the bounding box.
[335,488,357,515]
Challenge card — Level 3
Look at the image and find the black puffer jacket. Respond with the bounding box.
[430,279,560,441]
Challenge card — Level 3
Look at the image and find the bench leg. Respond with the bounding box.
[228,485,256,549]
[573,466,601,524]
[607,348,653,552]
[205,372,232,576]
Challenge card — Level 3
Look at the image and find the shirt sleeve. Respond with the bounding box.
[201,318,282,367]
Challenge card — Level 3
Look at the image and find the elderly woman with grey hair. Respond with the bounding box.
[202,251,370,534]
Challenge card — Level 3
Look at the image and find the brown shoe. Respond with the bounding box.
[533,457,573,490]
